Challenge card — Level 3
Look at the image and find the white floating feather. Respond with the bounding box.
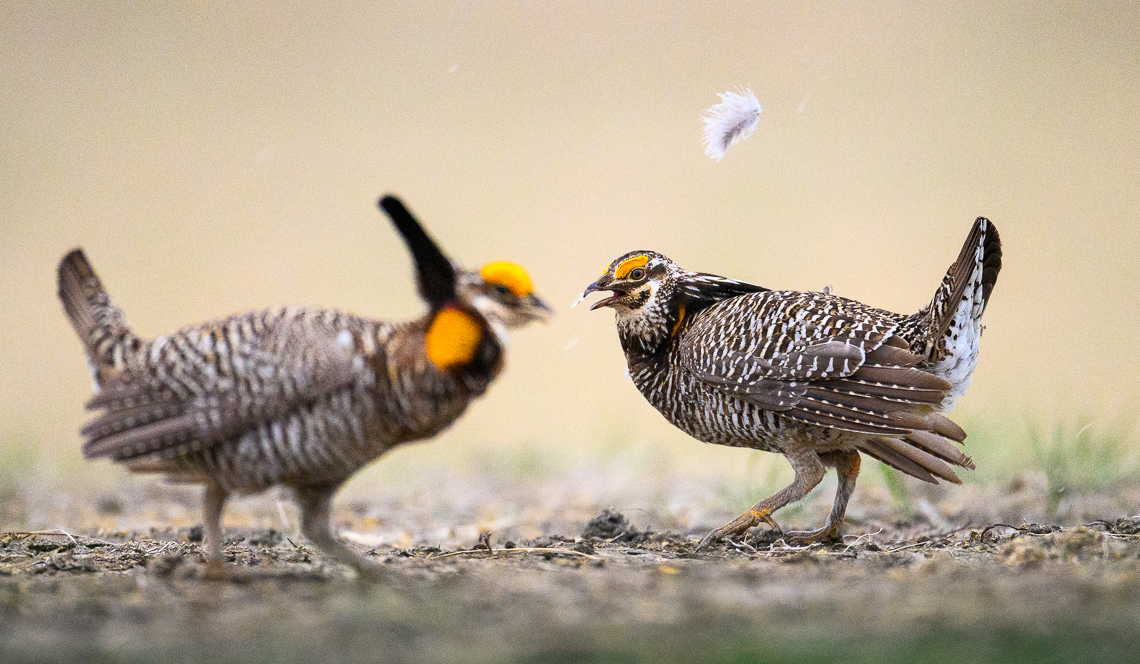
[701,87,762,161]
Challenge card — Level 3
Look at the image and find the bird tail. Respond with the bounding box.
[57,249,137,385]
[922,217,1002,340]
[913,218,1002,409]
[857,423,975,486]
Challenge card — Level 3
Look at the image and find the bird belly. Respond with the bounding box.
[146,379,471,495]
[634,366,787,453]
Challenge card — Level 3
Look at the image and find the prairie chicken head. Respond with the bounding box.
[459,261,552,329]
[581,250,766,347]
[379,195,551,333]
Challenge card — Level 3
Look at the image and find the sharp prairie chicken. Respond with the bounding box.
[59,195,550,577]
[583,218,1001,548]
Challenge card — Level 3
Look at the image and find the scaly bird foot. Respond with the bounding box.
[696,508,782,551]
[784,522,842,545]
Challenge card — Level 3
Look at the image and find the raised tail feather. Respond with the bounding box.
[57,249,136,383]
[914,218,1002,409]
[925,217,1002,341]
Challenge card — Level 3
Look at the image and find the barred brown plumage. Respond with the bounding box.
[58,195,550,578]
[583,217,1001,548]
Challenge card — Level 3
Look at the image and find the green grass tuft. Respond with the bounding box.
[0,436,38,500]
[1029,417,1140,516]
[878,464,914,519]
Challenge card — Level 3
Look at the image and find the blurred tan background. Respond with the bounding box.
[2,3,1138,514]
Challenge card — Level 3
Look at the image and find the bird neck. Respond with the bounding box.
[424,305,502,381]
[617,295,684,362]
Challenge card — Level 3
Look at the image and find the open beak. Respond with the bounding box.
[581,279,626,310]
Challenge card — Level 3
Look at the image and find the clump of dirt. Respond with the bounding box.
[1108,515,1140,535]
[581,508,651,542]
[247,528,285,547]
[571,539,595,555]
[1001,526,1129,567]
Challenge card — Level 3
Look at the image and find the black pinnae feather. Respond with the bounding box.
[378,195,456,308]
[677,272,768,315]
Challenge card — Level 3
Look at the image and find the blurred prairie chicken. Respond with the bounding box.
[583,218,1000,548]
[59,196,550,577]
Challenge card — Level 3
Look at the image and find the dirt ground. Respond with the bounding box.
[3,495,1140,664]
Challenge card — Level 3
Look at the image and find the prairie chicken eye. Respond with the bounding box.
[629,268,646,280]
[493,284,510,296]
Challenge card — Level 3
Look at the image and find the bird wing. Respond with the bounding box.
[678,291,958,439]
[80,309,368,461]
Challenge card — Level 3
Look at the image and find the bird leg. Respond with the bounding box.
[787,450,861,544]
[697,451,826,551]
[202,479,229,580]
[295,484,386,580]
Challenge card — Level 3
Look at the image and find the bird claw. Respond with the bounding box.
[696,509,782,551]
[784,523,841,545]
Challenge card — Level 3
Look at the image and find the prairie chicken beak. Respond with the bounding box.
[581,278,625,311]
[525,293,554,322]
